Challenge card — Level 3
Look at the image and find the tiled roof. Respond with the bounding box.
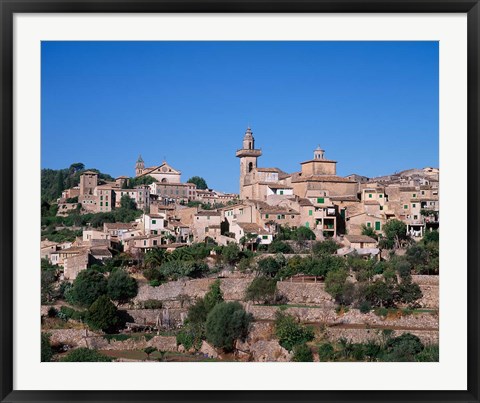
[300,159,337,164]
[291,175,356,183]
[345,235,378,244]
[104,223,133,230]
[236,223,270,235]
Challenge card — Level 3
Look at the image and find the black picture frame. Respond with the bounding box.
[1,1,479,402]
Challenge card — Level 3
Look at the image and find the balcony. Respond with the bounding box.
[235,148,262,158]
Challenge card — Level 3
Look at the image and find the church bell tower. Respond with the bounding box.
[235,127,262,199]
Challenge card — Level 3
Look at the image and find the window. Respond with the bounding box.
[106,202,108,207]
[152,220,156,224]
[277,215,281,220]
[309,210,313,216]
[100,196,103,200]
[143,241,147,246]
[413,194,416,198]
[265,214,269,219]
[404,205,408,209]
[279,190,284,195]
[153,240,157,246]
[368,194,372,198]
[414,215,418,220]
[380,205,383,210]
[421,191,425,195]
[305,222,309,228]
[291,215,295,219]
[375,221,381,231]
[317,197,324,203]
[262,235,268,240]
[412,203,416,208]
[367,222,371,227]
[100,202,103,206]
[379,194,383,198]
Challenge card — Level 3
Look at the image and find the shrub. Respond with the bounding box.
[205,302,252,351]
[268,240,294,254]
[383,333,424,362]
[244,277,277,304]
[107,269,138,303]
[176,330,195,351]
[61,348,112,362]
[274,312,315,352]
[143,267,164,282]
[41,333,53,362]
[58,306,86,322]
[67,269,108,307]
[317,343,335,361]
[142,299,163,309]
[85,295,119,333]
[160,260,209,280]
[415,345,439,362]
[359,301,372,314]
[292,343,314,362]
[149,279,161,287]
[47,307,58,318]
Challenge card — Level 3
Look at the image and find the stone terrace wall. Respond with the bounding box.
[124,308,187,328]
[277,282,335,306]
[417,285,439,309]
[244,305,438,329]
[325,327,438,346]
[412,275,439,286]
[88,335,177,352]
[134,278,252,303]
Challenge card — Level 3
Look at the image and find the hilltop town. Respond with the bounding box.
[41,128,439,363]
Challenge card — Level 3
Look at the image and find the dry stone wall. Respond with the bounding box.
[277,282,335,306]
[325,327,438,346]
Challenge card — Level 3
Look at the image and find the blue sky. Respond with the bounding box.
[41,41,438,194]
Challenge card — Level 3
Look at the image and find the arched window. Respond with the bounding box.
[248,162,253,173]
[161,178,168,183]
[249,142,252,149]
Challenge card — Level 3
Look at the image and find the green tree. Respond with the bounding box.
[295,226,316,241]
[324,268,349,302]
[222,243,242,265]
[312,239,338,256]
[60,348,112,362]
[85,295,119,332]
[67,270,108,307]
[257,257,282,278]
[244,277,277,304]
[383,219,409,249]
[69,162,85,174]
[274,312,314,352]
[120,194,137,210]
[361,224,378,240]
[41,333,54,362]
[205,302,252,351]
[107,269,138,304]
[204,280,224,312]
[187,176,208,190]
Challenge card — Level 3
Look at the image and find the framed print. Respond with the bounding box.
[1,1,479,402]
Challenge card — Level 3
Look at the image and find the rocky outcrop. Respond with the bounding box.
[250,340,292,362]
